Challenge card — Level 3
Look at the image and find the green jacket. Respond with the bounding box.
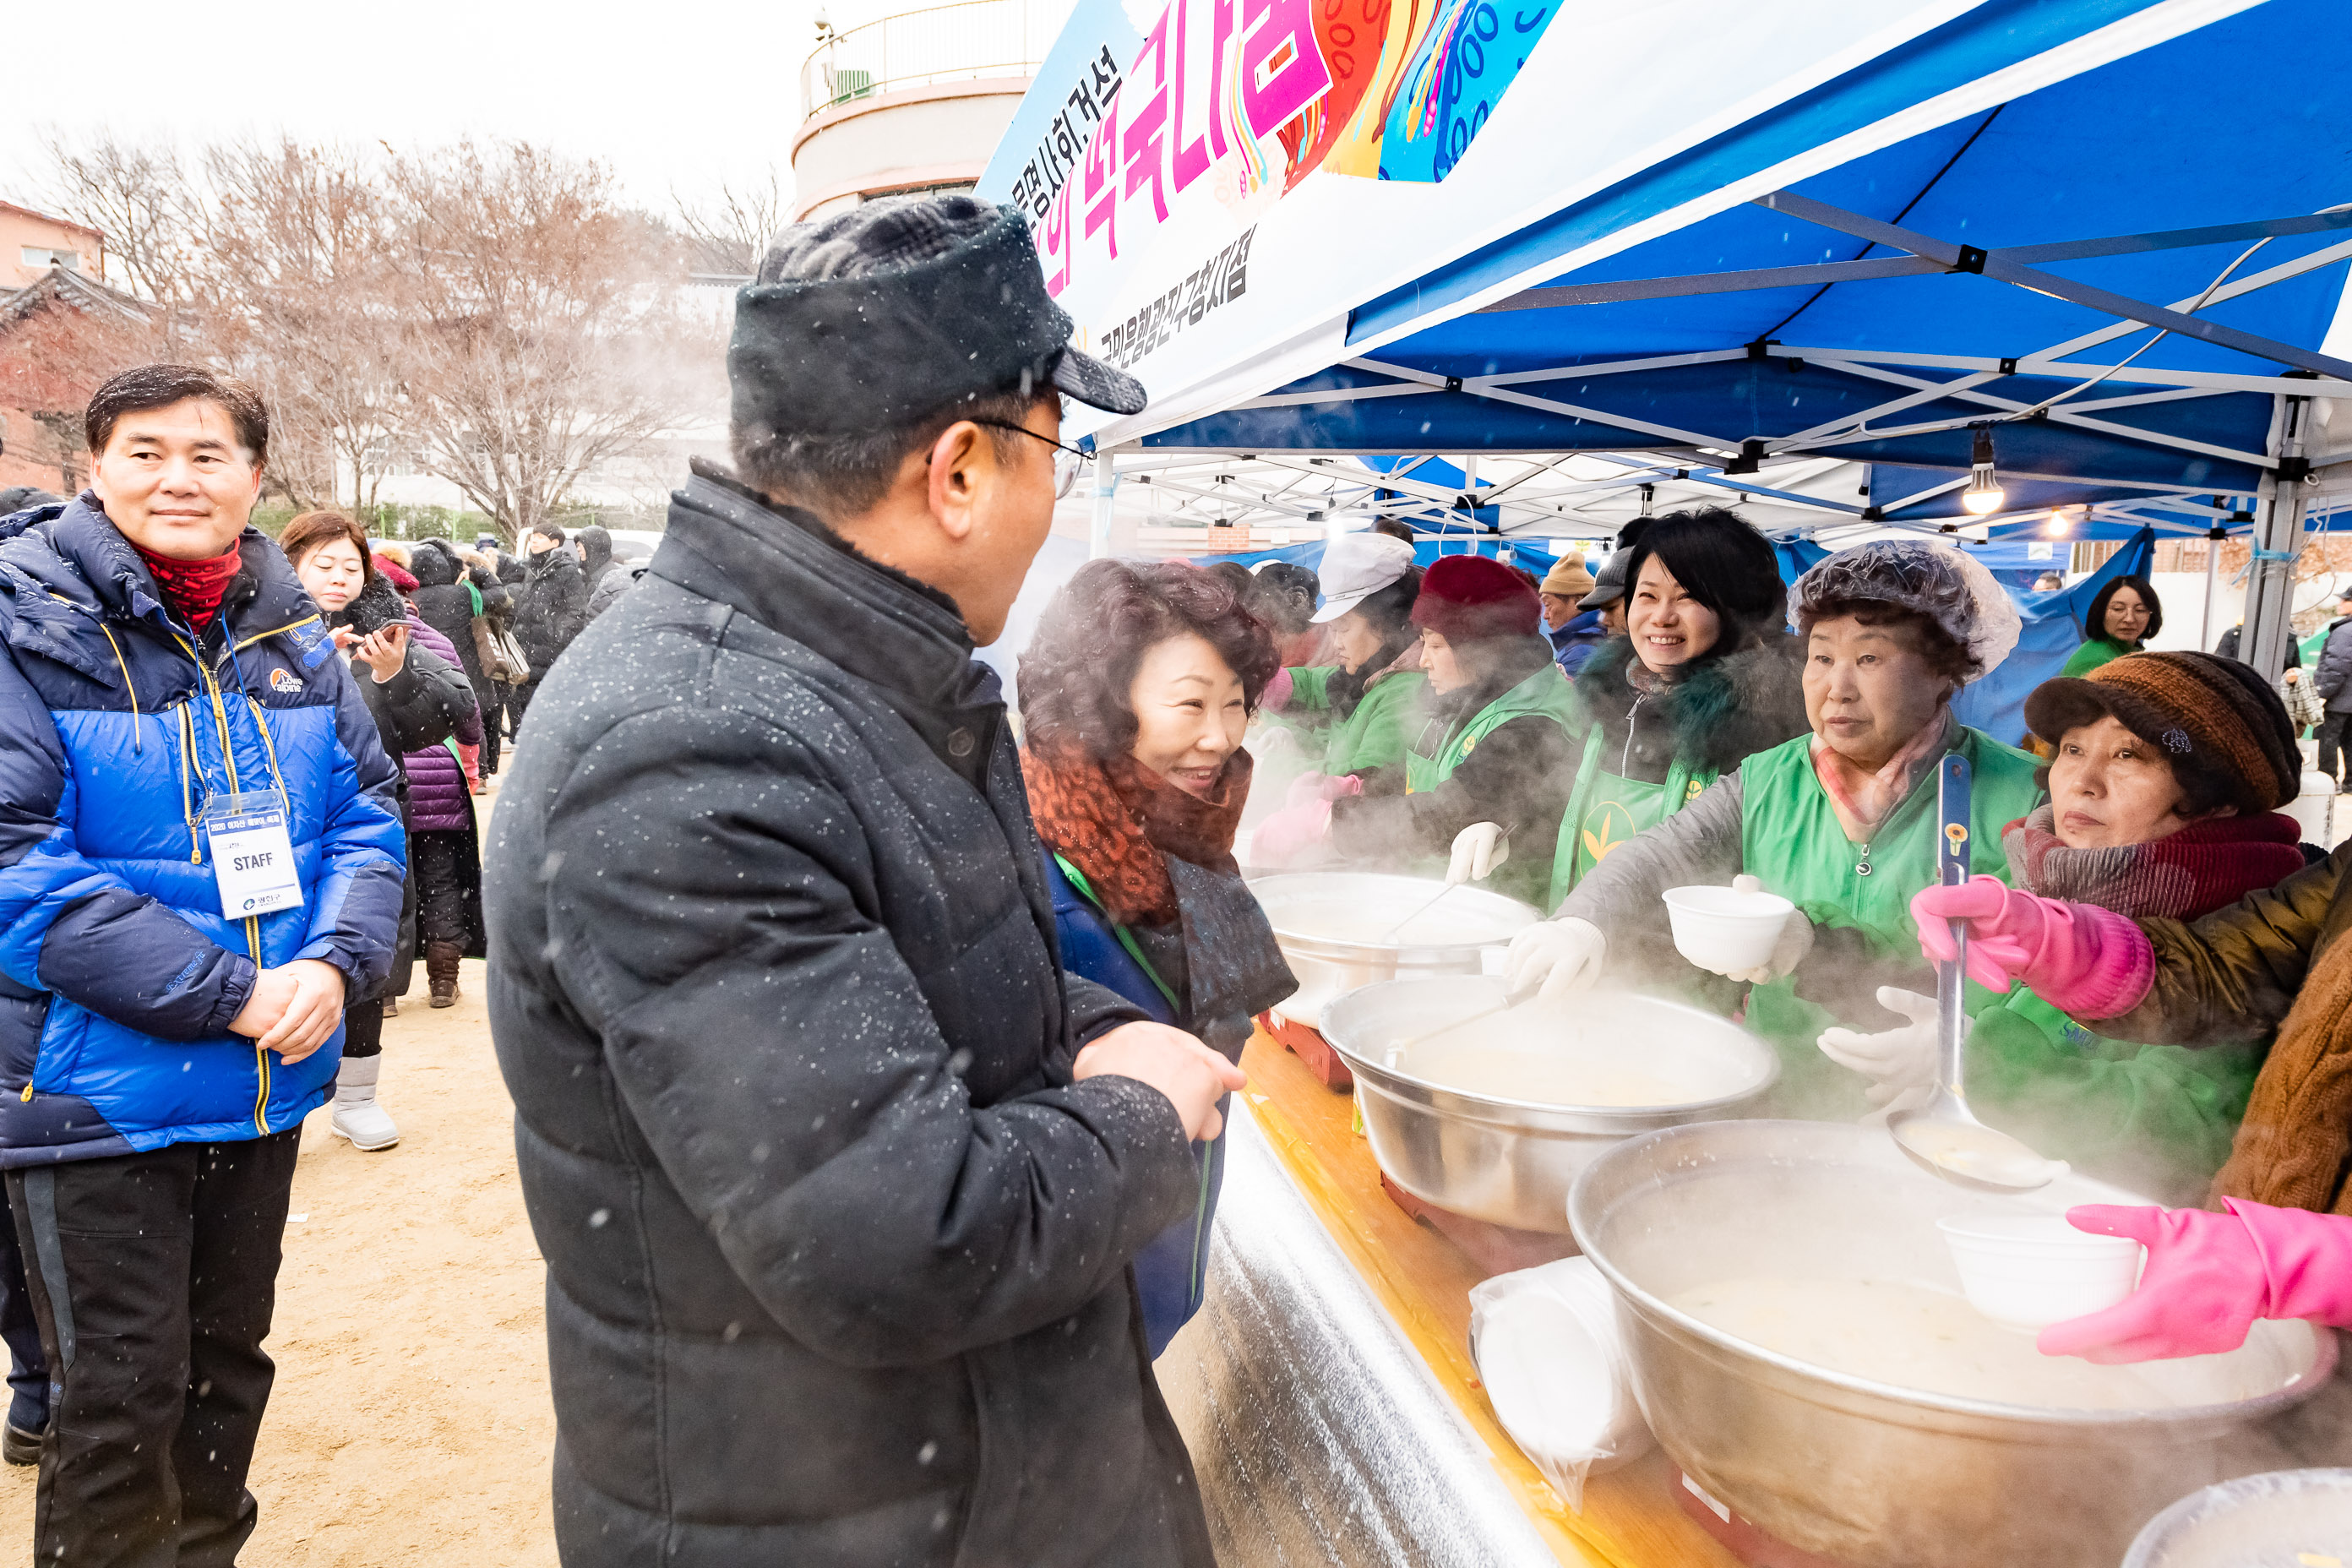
[1282,663,1427,781]
[2061,637,2136,678]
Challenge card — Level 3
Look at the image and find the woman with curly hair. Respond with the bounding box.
[1020,560,1298,1356]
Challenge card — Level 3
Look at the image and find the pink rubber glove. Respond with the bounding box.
[2039,1200,2352,1364]
[1910,875,2153,1019]
[1283,771,1332,809]
[1261,668,1294,712]
[1317,773,1363,803]
[1251,798,1333,865]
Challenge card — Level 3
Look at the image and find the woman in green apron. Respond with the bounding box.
[1268,555,1576,907]
[1534,508,1806,912]
[1505,540,2043,1116]
[1257,531,1426,789]
[1824,651,2307,1202]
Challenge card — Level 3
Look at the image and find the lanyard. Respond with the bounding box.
[1053,854,1180,1010]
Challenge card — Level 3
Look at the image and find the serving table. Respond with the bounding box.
[1154,1026,1746,1568]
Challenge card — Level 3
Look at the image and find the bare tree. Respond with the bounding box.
[672,170,784,279]
[193,138,406,514]
[34,131,199,326]
[389,141,719,543]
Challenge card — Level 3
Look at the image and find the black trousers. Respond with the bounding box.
[2319,711,2352,785]
[8,1132,302,1568]
[506,677,541,738]
[0,1195,47,1433]
[471,677,506,775]
[342,994,384,1059]
[411,830,471,949]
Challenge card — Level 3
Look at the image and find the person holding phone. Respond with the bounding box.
[281,512,476,1149]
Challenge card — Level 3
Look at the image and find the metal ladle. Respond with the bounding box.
[1382,983,1540,1068]
[1885,754,2069,1195]
[1374,820,1519,943]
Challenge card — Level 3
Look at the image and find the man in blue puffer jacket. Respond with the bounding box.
[0,364,405,1567]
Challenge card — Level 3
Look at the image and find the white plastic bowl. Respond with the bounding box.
[1936,1211,2143,1332]
[1662,884,1795,973]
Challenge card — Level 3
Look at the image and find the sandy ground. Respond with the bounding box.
[0,956,560,1566]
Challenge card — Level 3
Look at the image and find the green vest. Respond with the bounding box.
[1401,665,1579,906]
[1968,972,2259,1206]
[1546,715,1715,911]
[1738,727,2044,1118]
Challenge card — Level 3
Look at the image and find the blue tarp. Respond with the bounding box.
[1138,0,2352,531]
[1951,528,2157,744]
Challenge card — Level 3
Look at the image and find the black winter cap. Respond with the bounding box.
[729,194,1144,438]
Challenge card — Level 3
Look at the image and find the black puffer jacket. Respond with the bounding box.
[574,524,615,595]
[1567,633,1810,784]
[486,465,1211,1568]
[511,543,588,678]
[406,540,510,685]
[339,575,476,772]
[2313,618,2352,714]
[1329,632,1577,902]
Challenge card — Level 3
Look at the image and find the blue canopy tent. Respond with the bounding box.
[1084,0,2352,676]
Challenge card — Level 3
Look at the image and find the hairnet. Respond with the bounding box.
[1792,541,2022,680]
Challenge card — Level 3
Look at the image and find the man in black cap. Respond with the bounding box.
[486,194,1238,1566]
[1580,546,1631,638]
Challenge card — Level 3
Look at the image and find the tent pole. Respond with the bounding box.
[1090,445,1123,560]
[2243,394,2317,676]
[2199,528,2223,652]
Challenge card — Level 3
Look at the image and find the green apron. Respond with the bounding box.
[1402,666,1578,906]
[1738,727,2044,1119]
[1968,977,2258,1206]
[1545,720,1714,910]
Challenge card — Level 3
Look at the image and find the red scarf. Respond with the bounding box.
[1024,747,1251,926]
[133,542,242,635]
[2001,805,2306,921]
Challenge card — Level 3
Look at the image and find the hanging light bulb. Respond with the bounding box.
[1961,425,2006,515]
[2044,509,2073,540]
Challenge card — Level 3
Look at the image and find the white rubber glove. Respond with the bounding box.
[1446,821,1511,885]
[1716,874,1815,985]
[1504,917,1607,1002]
[1818,987,1946,1108]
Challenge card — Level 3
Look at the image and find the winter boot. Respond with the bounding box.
[382,995,399,1019]
[330,1055,400,1152]
[427,941,463,1009]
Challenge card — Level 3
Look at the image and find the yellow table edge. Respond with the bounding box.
[1242,1070,1639,1568]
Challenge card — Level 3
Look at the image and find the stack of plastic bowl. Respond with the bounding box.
[1935,1211,2143,1331]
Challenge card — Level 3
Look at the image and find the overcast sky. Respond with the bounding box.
[0,0,847,222]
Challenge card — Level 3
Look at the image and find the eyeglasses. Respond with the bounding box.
[967,418,1092,499]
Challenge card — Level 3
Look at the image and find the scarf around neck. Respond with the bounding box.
[133,541,242,635]
[1024,747,1251,925]
[1809,708,1954,844]
[2002,804,2306,921]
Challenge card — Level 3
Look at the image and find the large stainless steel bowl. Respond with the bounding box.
[1250,872,1538,1028]
[1320,976,1778,1233]
[1569,1120,2338,1568]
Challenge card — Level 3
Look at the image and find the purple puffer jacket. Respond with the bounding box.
[403,609,482,833]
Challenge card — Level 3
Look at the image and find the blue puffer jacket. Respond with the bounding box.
[0,495,406,1167]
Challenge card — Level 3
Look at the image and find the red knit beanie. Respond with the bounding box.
[1411,555,1541,642]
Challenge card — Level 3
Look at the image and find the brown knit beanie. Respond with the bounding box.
[2025,650,2301,814]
